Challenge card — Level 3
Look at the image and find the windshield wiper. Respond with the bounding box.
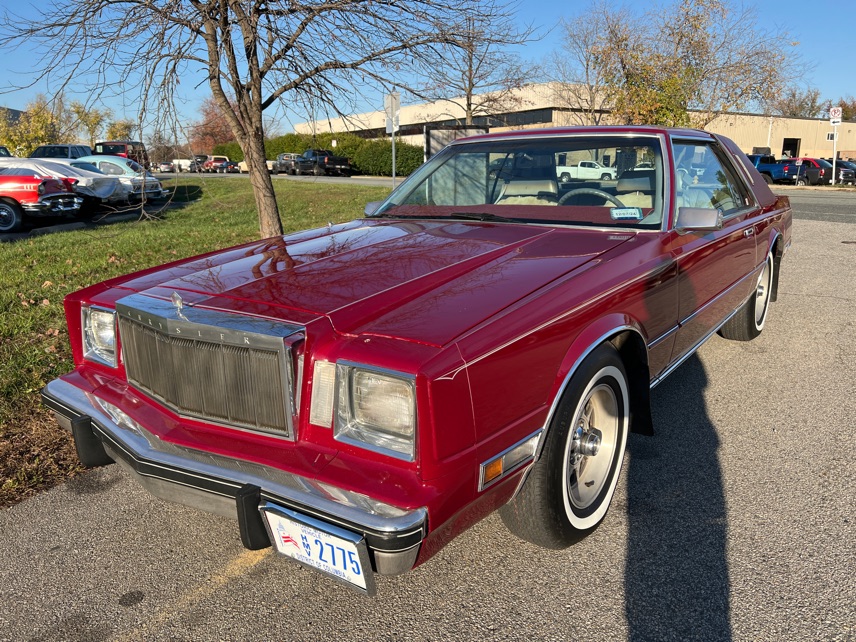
[448,212,517,223]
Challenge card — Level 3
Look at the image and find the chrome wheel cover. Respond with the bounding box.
[754,256,773,329]
[564,380,619,512]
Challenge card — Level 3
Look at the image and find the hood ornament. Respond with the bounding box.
[171,291,189,320]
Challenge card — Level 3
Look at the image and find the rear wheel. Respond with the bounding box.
[499,342,629,548]
[761,174,773,185]
[0,199,23,233]
[719,251,774,341]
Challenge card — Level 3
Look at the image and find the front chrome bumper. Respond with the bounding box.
[22,195,84,214]
[41,378,426,577]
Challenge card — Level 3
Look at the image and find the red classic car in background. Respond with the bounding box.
[43,126,791,594]
[0,171,84,232]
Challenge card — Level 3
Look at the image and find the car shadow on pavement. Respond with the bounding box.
[624,353,732,641]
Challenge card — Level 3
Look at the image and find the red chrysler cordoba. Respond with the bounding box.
[43,126,791,594]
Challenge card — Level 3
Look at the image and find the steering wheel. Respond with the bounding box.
[558,188,626,208]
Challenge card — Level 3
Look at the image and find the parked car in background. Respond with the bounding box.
[294,149,351,176]
[822,159,856,185]
[0,146,11,157]
[0,170,83,232]
[785,157,855,185]
[94,141,150,169]
[29,144,92,160]
[556,159,617,182]
[216,160,240,173]
[745,154,803,184]
[0,158,123,206]
[158,161,175,173]
[237,159,277,173]
[42,126,791,595]
[273,153,300,174]
[76,155,165,201]
[202,155,229,172]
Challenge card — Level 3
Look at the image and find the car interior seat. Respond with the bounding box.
[615,170,655,209]
[495,179,559,205]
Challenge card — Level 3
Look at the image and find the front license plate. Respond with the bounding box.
[260,502,376,595]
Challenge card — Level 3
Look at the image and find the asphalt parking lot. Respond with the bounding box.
[0,191,853,641]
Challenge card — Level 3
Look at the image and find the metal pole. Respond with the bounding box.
[392,128,396,190]
[832,125,838,185]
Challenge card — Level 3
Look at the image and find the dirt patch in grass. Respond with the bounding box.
[0,410,81,508]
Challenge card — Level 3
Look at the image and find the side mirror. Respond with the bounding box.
[364,201,382,216]
[675,207,723,234]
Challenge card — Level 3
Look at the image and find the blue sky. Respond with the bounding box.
[1,0,853,133]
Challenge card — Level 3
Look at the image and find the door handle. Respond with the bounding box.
[743,228,754,237]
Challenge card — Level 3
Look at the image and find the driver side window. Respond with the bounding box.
[673,142,748,215]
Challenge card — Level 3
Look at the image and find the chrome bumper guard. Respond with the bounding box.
[23,195,84,214]
[41,378,426,576]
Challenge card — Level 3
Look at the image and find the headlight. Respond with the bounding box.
[82,306,117,367]
[334,364,416,461]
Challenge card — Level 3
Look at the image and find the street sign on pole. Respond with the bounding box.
[830,107,841,184]
[384,91,400,134]
[385,91,401,188]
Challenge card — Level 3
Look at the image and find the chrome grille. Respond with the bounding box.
[116,294,302,439]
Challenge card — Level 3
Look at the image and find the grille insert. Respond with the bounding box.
[116,294,301,439]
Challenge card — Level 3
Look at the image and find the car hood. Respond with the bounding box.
[116,219,635,347]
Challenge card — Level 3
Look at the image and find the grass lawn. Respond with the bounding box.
[0,176,391,507]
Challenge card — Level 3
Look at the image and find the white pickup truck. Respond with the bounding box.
[556,160,616,182]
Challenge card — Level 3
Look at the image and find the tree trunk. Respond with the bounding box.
[242,130,283,239]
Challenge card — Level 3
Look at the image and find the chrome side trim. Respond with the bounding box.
[42,379,427,553]
[647,324,679,349]
[650,304,739,389]
[677,264,761,328]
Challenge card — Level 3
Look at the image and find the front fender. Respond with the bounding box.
[542,313,652,450]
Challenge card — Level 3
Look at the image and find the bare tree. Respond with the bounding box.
[416,13,539,126]
[553,0,804,127]
[765,86,827,119]
[1,0,521,238]
[548,4,627,126]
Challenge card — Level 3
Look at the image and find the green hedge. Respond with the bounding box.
[214,133,424,176]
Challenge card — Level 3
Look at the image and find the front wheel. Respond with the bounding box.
[0,199,24,233]
[500,342,629,548]
[600,173,612,181]
[719,251,775,341]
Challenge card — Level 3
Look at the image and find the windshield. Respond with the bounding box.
[97,144,126,154]
[375,135,664,229]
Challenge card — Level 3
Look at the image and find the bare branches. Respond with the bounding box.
[412,8,541,125]
[547,0,805,127]
[1,0,523,238]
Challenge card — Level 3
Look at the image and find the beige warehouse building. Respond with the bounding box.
[297,82,856,159]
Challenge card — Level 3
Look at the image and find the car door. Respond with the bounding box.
[668,138,758,362]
